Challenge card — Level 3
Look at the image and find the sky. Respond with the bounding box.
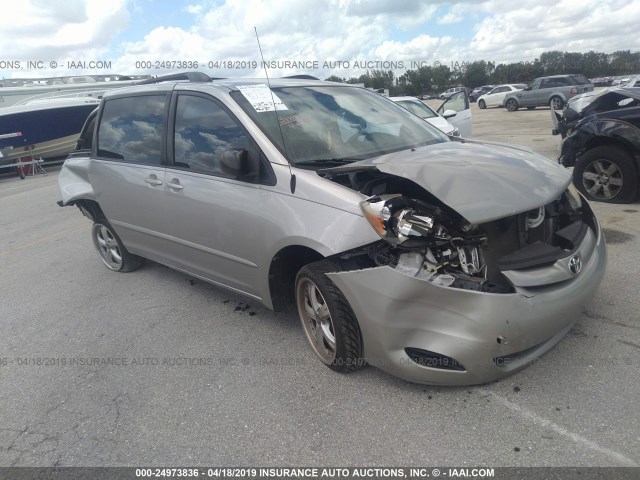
[1,0,639,80]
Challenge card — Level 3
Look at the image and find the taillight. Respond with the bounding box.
[570,87,577,94]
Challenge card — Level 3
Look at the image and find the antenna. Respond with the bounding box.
[254,27,295,192]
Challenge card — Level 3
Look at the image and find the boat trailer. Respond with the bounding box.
[0,132,47,179]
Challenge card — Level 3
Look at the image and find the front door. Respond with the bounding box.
[160,92,263,298]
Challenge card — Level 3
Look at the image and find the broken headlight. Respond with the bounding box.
[360,194,440,245]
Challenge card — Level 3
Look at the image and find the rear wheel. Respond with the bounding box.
[295,260,364,373]
[91,218,145,272]
[573,145,638,203]
[478,99,486,109]
[505,98,519,111]
[550,96,564,110]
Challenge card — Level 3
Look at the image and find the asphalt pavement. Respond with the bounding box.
[0,103,639,467]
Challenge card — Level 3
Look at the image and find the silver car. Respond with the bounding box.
[58,74,606,385]
[503,74,594,111]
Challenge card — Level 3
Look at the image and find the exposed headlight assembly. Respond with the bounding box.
[360,194,437,245]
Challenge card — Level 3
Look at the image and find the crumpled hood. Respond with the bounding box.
[350,140,571,224]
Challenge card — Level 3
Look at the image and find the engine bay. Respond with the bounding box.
[322,168,588,294]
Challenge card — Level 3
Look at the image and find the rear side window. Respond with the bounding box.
[571,75,590,85]
[97,95,166,164]
[555,77,573,87]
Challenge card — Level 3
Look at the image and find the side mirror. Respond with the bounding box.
[524,86,531,91]
[219,148,249,176]
[442,109,457,119]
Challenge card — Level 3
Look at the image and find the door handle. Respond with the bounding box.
[167,179,183,190]
[144,176,163,186]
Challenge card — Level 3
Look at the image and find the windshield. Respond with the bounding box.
[394,99,438,119]
[231,85,449,166]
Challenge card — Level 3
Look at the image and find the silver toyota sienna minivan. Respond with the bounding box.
[58,73,606,385]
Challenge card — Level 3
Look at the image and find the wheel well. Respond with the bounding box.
[72,199,104,222]
[269,246,324,311]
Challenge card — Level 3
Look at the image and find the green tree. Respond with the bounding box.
[463,61,489,87]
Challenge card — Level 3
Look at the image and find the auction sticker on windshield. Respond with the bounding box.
[237,84,288,112]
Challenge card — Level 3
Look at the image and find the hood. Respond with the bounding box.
[327,140,571,224]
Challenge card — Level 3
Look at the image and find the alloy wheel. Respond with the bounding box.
[92,224,123,271]
[296,277,337,364]
[582,159,624,200]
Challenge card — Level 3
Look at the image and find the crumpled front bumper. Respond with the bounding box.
[327,221,606,386]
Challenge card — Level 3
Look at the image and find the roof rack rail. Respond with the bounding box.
[282,75,321,80]
[136,72,218,85]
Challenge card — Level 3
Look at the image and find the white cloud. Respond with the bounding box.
[0,0,129,63]
[472,0,640,62]
[2,0,639,80]
[437,3,466,25]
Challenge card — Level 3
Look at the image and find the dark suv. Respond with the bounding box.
[504,74,594,111]
[469,85,494,102]
[556,87,640,203]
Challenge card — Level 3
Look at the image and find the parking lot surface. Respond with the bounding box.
[0,102,639,467]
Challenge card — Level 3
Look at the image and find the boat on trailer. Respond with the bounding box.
[0,74,148,108]
[0,95,100,165]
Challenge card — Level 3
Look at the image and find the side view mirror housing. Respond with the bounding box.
[220,148,250,176]
[442,109,457,119]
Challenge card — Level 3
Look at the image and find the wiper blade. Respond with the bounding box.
[294,158,357,167]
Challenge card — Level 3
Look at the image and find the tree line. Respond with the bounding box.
[324,50,640,96]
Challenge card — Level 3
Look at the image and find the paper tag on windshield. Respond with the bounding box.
[238,84,288,112]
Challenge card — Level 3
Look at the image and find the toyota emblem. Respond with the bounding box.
[569,255,582,275]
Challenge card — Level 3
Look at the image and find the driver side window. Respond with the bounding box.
[173,95,253,179]
[528,79,541,90]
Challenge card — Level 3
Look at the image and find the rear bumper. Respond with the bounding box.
[327,222,606,385]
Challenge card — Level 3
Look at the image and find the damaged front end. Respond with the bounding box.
[327,164,592,295]
[321,164,606,385]
[359,193,501,293]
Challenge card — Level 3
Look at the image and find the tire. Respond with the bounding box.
[505,98,519,111]
[295,260,364,373]
[91,218,145,272]
[478,99,486,109]
[573,145,638,203]
[550,96,564,110]
[527,106,536,110]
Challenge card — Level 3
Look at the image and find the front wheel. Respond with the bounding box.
[505,98,519,111]
[478,99,486,109]
[295,260,364,373]
[573,145,638,203]
[92,218,145,272]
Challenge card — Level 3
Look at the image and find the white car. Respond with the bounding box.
[477,84,527,109]
[391,95,472,138]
